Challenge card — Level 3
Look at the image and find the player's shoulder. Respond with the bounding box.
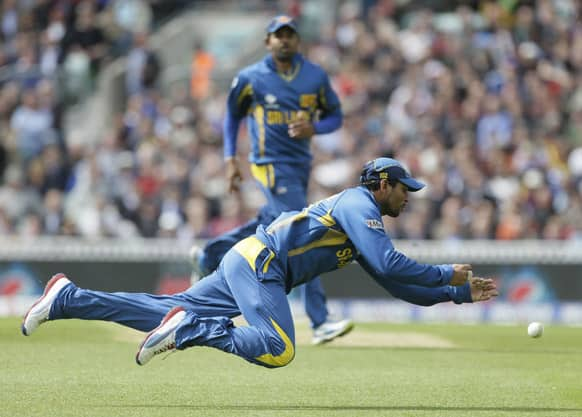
[332,187,372,209]
[237,63,260,79]
[236,58,270,80]
[334,188,383,231]
[343,186,374,200]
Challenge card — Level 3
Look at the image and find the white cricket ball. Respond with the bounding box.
[527,322,544,338]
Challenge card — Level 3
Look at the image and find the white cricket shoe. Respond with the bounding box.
[189,245,206,285]
[136,306,186,366]
[312,318,354,345]
[22,273,71,336]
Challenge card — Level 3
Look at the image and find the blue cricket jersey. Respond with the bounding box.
[252,186,472,305]
[223,54,342,165]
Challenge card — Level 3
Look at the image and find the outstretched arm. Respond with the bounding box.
[333,189,460,287]
[359,256,498,306]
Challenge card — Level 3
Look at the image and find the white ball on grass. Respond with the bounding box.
[527,322,544,338]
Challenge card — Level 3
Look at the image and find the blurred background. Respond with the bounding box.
[0,0,581,324]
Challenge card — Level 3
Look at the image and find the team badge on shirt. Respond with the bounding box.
[365,219,384,230]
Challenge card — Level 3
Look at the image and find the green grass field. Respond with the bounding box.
[1,317,581,417]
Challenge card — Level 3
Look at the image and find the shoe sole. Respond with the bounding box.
[21,273,70,336]
[135,306,185,366]
[313,321,355,345]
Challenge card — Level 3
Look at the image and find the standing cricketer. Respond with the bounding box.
[190,15,351,344]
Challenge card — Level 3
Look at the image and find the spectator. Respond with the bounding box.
[0,0,581,244]
[125,32,161,95]
[190,41,215,101]
[10,89,54,163]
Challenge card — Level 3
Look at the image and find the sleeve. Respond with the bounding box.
[358,256,472,305]
[313,72,342,134]
[223,72,253,159]
[333,189,453,287]
[312,112,342,134]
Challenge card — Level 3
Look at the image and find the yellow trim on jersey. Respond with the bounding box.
[269,208,347,256]
[250,163,275,189]
[233,236,275,273]
[288,229,348,257]
[254,105,266,157]
[266,210,308,234]
[233,236,267,270]
[237,83,253,108]
[278,62,301,82]
[262,251,275,273]
[255,318,295,367]
[268,164,275,187]
[267,206,347,255]
[316,210,336,227]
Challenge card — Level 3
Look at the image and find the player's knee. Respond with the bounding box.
[255,324,295,368]
[272,338,295,367]
[260,342,295,368]
[269,354,294,368]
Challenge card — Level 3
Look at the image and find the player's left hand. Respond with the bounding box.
[289,112,315,139]
[469,277,499,302]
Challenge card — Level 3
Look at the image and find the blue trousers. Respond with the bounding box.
[50,237,296,368]
[200,162,328,328]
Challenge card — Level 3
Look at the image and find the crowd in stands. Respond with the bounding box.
[0,0,581,242]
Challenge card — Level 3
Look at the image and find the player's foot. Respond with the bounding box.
[312,318,354,345]
[189,245,208,284]
[136,306,186,366]
[22,273,71,336]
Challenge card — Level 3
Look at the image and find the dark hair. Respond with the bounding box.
[362,181,379,191]
[360,175,397,191]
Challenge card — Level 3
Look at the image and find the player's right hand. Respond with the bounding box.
[226,158,242,193]
[288,111,314,139]
[450,264,472,286]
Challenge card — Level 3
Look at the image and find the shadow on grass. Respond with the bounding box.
[100,404,582,413]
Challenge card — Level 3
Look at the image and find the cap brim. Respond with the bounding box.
[399,177,425,192]
[268,23,297,33]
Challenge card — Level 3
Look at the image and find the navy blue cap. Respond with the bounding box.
[267,15,298,34]
[360,157,425,192]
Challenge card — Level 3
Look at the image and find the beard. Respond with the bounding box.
[275,49,294,61]
[385,209,400,218]
[384,203,403,218]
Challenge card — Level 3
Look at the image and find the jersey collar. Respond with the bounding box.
[265,53,303,81]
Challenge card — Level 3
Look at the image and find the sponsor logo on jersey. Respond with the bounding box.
[299,94,317,109]
[231,76,238,88]
[366,219,384,230]
[265,94,277,104]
